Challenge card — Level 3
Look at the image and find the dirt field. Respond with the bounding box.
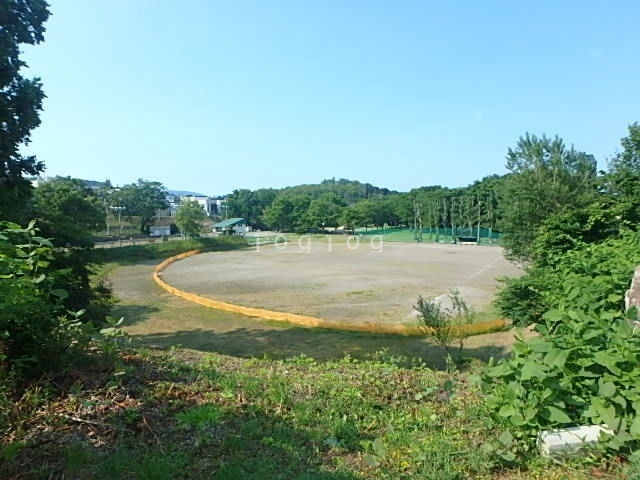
[162,237,522,325]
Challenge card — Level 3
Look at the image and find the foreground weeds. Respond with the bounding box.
[0,348,632,479]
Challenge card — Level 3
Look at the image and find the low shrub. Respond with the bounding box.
[0,222,92,379]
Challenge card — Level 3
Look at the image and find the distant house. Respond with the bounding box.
[213,218,250,236]
[155,193,178,217]
[182,195,214,216]
[212,196,226,217]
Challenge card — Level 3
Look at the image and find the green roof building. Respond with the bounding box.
[213,218,249,235]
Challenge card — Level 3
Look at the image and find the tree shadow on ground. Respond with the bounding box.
[131,325,510,370]
[110,304,161,326]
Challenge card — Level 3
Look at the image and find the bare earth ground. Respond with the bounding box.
[162,237,522,325]
[111,259,528,367]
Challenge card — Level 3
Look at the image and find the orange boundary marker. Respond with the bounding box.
[152,250,507,336]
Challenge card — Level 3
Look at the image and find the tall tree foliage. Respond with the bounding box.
[285,178,395,204]
[29,177,111,320]
[175,199,206,238]
[495,123,640,325]
[262,194,311,232]
[0,0,50,220]
[32,177,105,245]
[500,133,597,262]
[113,179,168,233]
[305,193,345,230]
[226,188,276,228]
[605,123,640,224]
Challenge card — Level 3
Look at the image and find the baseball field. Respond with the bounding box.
[160,236,521,326]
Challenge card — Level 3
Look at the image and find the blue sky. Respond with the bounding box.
[22,1,640,195]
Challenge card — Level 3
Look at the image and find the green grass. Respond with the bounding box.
[0,347,631,479]
[113,287,510,369]
[92,236,247,265]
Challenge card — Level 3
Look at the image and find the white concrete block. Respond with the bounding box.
[538,425,613,457]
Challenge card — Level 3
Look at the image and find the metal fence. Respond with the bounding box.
[359,226,502,245]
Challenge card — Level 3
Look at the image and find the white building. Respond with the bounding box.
[182,195,214,216]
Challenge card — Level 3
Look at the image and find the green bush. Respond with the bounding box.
[482,307,640,459]
[495,231,640,327]
[544,233,640,316]
[494,269,550,327]
[484,231,640,460]
[415,288,475,357]
[0,222,91,379]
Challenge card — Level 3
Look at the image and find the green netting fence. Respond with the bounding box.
[358,226,502,245]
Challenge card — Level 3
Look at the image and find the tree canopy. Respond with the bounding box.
[225,188,276,229]
[605,123,640,223]
[262,194,311,232]
[0,0,50,219]
[32,177,105,246]
[175,199,207,238]
[499,133,598,262]
[112,179,168,233]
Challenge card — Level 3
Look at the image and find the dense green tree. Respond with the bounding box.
[281,178,395,205]
[175,199,207,238]
[605,123,640,224]
[464,174,506,232]
[32,177,105,245]
[495,125,640,326]
[29,178,111,321]
[251,189,277,228]
[386,194,412,226]
[0,0,50,220]
[226,189,254,221]
[406,175,507,241]
[113,179,168,233]
[499,133,597,262]
[339,196,404,230]
[340,202,370,231]
[262,194,311,232]
[304,193,345,230]
[225,188,276,228]
[609,123,640,187]
[224,179,397,231]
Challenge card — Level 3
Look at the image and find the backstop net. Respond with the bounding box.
[359,226,502,244]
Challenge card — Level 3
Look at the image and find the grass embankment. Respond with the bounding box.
[1,347,629,479]
[92,236,247,265]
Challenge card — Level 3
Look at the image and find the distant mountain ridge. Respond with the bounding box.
[167,190,207,197]
[71,179,209,197]
[68,177,394,200]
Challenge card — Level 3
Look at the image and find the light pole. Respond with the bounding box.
[110,206,125,246]
[105,204,110,236]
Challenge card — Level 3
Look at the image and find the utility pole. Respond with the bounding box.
[110,206,125,246]
[413,198,423,243]
[450,196,456,243]
[476,194,481,243]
